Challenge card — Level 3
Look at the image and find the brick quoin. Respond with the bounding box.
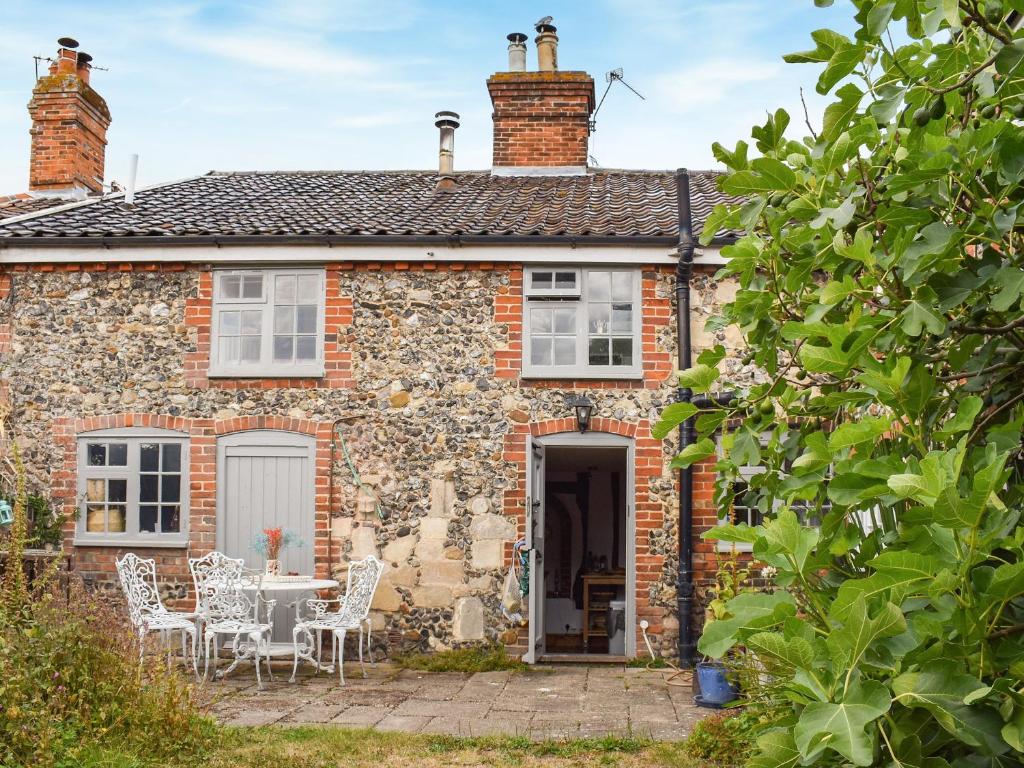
[51,412,336,608]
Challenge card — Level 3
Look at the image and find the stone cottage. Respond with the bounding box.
[0,25,750,663]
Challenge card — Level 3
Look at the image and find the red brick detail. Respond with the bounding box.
[501,417,673,647]
[51,412,338,607]
[487,71,595,168]
[27,49,110,195]
[689,456,751,599]
[183,266,355,390]
[494,265,675,390]
[494,266,524,379]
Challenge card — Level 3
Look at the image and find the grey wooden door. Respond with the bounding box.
[217,431,317,643]
[216,430,316,576]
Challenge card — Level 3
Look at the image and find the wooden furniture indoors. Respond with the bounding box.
[581,573,625,654]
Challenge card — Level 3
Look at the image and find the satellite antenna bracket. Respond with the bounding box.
[590,67,646,133]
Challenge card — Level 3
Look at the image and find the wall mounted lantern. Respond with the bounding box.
[0,499,12,526]
[569,395,594,433]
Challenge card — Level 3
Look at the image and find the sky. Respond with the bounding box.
[0,1,858,194]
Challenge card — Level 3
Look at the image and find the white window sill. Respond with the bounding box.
[74,537,190,549]
[208,365,325,379]
[521,368,644,381]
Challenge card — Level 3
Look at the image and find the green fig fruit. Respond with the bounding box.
[913,107,931,126]
[929,95,946,120]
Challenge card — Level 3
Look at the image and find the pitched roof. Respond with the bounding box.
[0,170,738,243]
[0,194,68,220]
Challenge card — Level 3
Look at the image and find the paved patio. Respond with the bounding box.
[206,663,704,740]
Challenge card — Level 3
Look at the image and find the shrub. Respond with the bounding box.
[0,585,213,767]
[658,1,1024,765]
[0,417,211,767]
[684,710,758,766]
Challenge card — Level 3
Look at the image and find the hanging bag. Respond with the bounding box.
[501,539,528,624]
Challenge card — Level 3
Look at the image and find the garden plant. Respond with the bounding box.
[657,0,1024,765]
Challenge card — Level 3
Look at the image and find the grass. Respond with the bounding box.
[79,727,702,768]
[391,643,529,673]
[625,655,671,669]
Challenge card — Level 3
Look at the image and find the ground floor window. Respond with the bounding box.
[76,428,189,546]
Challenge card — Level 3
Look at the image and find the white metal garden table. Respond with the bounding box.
[245,576,339,656]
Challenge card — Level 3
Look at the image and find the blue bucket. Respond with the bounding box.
[695,661,738,707]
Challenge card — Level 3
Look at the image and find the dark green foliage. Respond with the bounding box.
[659,1,1024,766]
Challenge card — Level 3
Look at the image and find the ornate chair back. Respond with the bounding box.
[204,566,263,625]
[188,551,245,614]
[116,552,165,629]
[338,555,385,625]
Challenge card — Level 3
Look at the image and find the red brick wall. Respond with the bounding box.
[51,412,336,606]
[487,71,595,168]
[27,68,111,194]
[0,272,11,409]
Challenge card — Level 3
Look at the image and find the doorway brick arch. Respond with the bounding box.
[501,417,671,650]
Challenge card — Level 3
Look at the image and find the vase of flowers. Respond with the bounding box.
[254,527,303,577]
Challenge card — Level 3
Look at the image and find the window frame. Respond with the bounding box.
[522,266,643,379]
[523,267,583,298]
[209,268,326,378]
[74,427,190,548]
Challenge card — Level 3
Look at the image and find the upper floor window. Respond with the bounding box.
[210,269,325,377]
[76,428,189,547]
[522,267,642,379]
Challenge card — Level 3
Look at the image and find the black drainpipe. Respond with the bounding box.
[675,168,697,668]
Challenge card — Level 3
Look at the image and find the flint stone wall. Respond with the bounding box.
[0,260,752,654]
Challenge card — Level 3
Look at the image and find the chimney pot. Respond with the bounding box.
[434,110,460,186]
[57,37,79,49]
[534,21,558,71]
[506,32,527,72]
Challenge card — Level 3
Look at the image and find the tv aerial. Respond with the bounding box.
[590,67,646,132]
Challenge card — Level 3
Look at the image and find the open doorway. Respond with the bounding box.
[527,434,634,662]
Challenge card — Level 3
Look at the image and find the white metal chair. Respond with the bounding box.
[188,557,276,688]
[290,556,384,684]
[115,552,198,677]
[332,557,385,685]
[197,565,276,688]
[188,551,243,668]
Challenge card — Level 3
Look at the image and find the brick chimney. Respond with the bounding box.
[487,21,595,175]
[27,38,111,197]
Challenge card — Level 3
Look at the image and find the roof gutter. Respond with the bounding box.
[675,167,697,669]
[0,234,738,250]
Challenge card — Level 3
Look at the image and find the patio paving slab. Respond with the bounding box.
[207,661,704,740]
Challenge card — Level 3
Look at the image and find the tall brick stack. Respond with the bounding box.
[487,71,595,169]
[27,43,110,195]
